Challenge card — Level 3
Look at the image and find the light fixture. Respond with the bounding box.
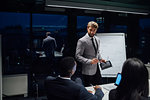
[46,4,149,15]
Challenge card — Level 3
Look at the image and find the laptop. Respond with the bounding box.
[102,73,121,91]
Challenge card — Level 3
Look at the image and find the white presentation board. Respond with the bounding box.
[97,33,126,77]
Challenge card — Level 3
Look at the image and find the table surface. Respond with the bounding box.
[86,80,150,100]
[85,83,115,100]
[36,51,62,57]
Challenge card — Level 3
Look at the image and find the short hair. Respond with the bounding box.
[59,57,76,77]
[46,32,51,36]
[87,21,99,29]
[116,58,149,99]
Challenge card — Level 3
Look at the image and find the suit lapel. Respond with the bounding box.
[85,33,99,55]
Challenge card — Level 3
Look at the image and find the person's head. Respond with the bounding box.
[59,57,76,77]
[117,58,149,98]
[87,21,99,37]
[46,32,51,37]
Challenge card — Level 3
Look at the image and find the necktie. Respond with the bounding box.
[91,38,97,55]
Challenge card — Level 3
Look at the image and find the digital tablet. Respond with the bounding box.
[114,73,121,86]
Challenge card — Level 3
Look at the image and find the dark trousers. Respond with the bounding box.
[83,66,102,87]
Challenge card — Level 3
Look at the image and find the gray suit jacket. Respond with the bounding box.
[76,33,102,75]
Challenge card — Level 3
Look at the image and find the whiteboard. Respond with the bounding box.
[96,33,126,77]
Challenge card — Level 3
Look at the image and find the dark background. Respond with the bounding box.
[0,0,150,98]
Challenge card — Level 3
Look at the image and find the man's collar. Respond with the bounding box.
[59,76,71,80]
[86,33,95,39]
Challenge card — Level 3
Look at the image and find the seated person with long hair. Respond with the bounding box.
[45,57,104,100]
[109,58,150,100]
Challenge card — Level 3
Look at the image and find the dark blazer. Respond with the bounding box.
[45,76,104,100]
[42,36,57,58]
[109,89,150,100]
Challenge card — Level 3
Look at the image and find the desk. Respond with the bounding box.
[86,83,116,100]
[100,83,116,100]
[86,80,150,100]
[54,51,63,57]
[36,51,63,57]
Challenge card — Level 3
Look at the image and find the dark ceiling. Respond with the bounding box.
[61,0,150,7]
[103,0,150,5]
[0,0,45,12]
[0,0,150,15]
[54,0,150,11]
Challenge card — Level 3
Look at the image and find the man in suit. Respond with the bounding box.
[75,21,105,86]
[42,32,57,59]
[45,57,104,100]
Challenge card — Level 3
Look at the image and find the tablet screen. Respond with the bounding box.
[115,73,121,86]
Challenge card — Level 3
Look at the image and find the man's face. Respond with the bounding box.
[87,26,97,37]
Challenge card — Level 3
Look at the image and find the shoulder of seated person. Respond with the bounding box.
[46,76,56,80]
